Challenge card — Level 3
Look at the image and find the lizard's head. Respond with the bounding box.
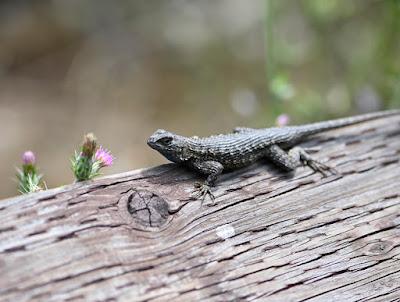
[147,129,190,163]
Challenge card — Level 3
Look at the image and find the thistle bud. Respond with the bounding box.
[22,151,36,165]
[71,133,114,181]
[81,133,97,157]
[16,151,43,194]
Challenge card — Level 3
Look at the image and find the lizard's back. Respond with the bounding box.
[187,109,400,169]
[188,127,294,169]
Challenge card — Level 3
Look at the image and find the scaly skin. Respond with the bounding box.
[147,110,400,202]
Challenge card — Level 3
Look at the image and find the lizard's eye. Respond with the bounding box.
[158,137,173,145]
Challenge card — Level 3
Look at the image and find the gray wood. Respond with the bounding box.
[1,116,400,302]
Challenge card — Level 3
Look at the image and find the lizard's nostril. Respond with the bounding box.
[147,137,156,147]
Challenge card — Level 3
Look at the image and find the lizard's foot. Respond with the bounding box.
[301,155,338,177]
[285,146,339,177]
[192,182,215,204]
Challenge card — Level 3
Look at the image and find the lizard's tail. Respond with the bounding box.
[294,109,400,136]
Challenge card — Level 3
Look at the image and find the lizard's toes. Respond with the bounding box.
[306,159,337,177]
[321,164,339,175]
[191,183,215,204]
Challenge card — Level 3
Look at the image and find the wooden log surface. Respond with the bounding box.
[1,116,400,302]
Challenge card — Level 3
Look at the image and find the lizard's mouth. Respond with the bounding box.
[147,131,163,150]
[147,137,166,151]
[147,141,165,155]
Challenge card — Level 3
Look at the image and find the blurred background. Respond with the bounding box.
[1,0,399,198]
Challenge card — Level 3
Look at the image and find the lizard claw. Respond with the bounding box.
[303,158,338,177]
[298,149,339,177]
[192,182,215,204]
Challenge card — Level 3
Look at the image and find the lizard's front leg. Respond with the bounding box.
[265,145,337,176]
[190,160,223,203]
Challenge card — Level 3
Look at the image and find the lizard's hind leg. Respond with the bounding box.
[265,145,337,177]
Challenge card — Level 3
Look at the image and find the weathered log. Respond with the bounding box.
[1,116,400,302]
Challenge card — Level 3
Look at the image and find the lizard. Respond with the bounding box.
[147,109,400,202]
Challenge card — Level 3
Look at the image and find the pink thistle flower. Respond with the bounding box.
[276,114,290,127]
[95,146,114,167]
[22,151,36,165]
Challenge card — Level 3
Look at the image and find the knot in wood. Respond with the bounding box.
[365,240,394,256]
[127,189,169,228]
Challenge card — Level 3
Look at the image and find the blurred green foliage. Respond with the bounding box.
[264,0,400,123]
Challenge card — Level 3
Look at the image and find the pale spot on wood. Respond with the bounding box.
[37,205,61,215]
[216,224,236,239]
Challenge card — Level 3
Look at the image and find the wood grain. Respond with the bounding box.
[1,116,400,302]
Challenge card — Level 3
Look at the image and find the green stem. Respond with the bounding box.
[264,0,273,94]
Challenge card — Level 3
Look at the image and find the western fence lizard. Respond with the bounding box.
[147,110,400,202]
